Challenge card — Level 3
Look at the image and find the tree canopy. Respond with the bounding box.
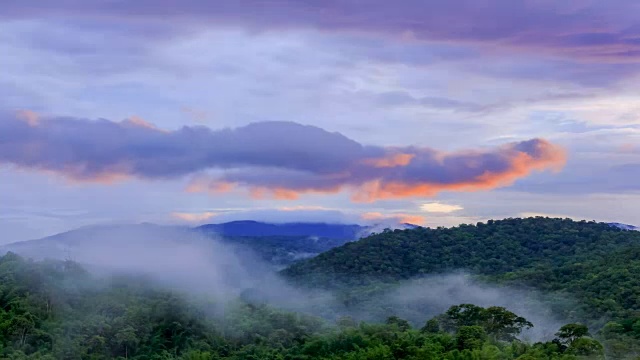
[0,253,608,359]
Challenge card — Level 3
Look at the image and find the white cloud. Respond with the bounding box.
[420,202,463,213]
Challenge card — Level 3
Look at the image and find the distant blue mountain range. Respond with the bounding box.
[1,221,421,267]
[196,220,365,239]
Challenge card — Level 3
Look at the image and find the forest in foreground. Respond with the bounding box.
[1,218,640,359]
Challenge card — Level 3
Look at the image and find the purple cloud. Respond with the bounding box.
[0,110,566,202]
[4,0,640,63]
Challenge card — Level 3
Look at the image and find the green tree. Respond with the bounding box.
[566,337,604,358]
[421,318,441,334]
[442,304,532,341]
[337,316,357,329]
[444,304,487,330]
[555,324,590,345]
[484,306,533,341]
[114,325,139,359]
[385,316,411,332]
[456,326,487,351]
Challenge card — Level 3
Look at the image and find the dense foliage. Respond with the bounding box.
[220,236,351,267]
[497,244,640,319]
[282,218,640,318]
[0,253,609,359]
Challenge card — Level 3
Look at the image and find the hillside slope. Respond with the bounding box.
[282,217,640,319]
[284,217,640,283]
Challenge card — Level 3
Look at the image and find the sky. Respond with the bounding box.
[2,0,640,242]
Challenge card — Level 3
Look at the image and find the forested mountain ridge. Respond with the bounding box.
[282,217,640,320]
[283,217,640,284]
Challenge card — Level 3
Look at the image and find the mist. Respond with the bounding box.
[3,224,344,315]
[378,273,571,341]
[3,225,572,342]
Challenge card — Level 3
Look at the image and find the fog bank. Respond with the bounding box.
[2,225,571,341]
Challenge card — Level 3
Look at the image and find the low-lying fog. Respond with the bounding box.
[3,225,572,341]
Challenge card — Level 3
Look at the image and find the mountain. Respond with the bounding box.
[282,217,640,319]
[196,220,421,239]
[283,217,640,286]
[608,222,639,231]
[2,217,640,358]
[2,221,421,267]
[195,220,365,239]
[1,223,186,260]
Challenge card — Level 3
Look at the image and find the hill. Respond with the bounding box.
[2,221,416,267]
[282,217,640,319]
[1,223,185,260]
[1,218,639,358]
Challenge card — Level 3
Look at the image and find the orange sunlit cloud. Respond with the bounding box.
[352,140,567,202]
[66,172,131,185]
[398,214,427,225]
[186,177,236,194]
[249,186,343,200]
[195,140,567,203]
[362,153,415,168]
[4,111,566,203]
[122,116,168,133]
[361,211,386,220]
[171,211,218,222]
[618,143,638,153]
[9,163,133,185]
[361,211,426,225]
[16,109,40,127]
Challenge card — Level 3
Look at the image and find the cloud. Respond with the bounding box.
[420,202,463,213]
[0,110,566,202]
[181,106,211,124]
[16,109,40,127]
[171,211,218,222]
[278,205,334,212]
[370,91,488,113]
[363,152,416,168]
[361,212,426,226]
[186,176,236,194]
[5,0,640,65]
[123,115,168,133]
